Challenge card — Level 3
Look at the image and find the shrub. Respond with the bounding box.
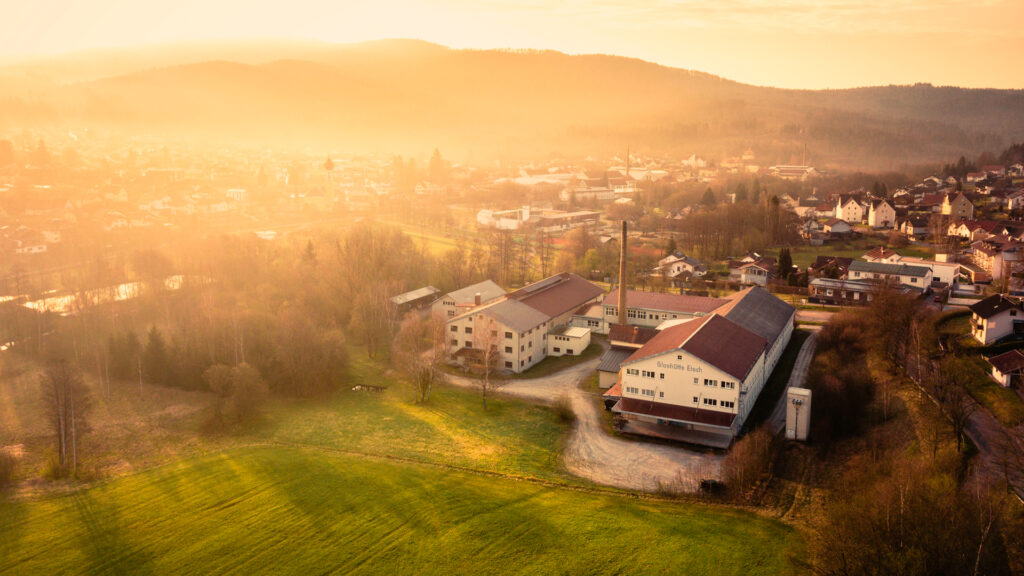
[554,395,576,424]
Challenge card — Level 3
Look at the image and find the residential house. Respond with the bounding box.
[846,260,932,290]
[808,277,880,305]
[969,294,1024,345]
[942,193,975,219]
[835,195,865,223]
[867,199,896,228]
[823,218,852,237]
[898,216,929,240]
[656,252,707,285]
[862,246,902,264]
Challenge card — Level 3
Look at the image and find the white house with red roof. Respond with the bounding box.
[605,287,795,447]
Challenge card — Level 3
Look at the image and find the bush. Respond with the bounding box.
[554,395,576,424]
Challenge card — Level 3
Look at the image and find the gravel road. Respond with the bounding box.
[448,356,723,492]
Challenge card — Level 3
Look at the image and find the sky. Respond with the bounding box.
[2,0,1023,89]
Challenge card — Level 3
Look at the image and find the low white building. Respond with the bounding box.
[598,290,727,334]
[546,326,591,357]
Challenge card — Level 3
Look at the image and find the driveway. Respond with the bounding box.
[448,357,723,492]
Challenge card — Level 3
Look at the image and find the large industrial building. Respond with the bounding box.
[446,272,604,374]
[604,287,795,447]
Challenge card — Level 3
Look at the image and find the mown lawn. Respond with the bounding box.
[0,446,804,575]
[961,356,1024,427]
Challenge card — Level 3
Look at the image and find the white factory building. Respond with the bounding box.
[446,272,604,374]
[605,287,795,447]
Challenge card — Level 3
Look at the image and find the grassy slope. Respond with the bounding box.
[257,348,570,482]
[0,446,803,575]
[787,236,932,269]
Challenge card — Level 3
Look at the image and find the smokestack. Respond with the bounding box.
[618,220,628,326]
[474,292,482,306]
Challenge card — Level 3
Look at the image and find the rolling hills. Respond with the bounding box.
[0,39,1021,169]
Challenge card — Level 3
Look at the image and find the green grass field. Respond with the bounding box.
[961,356,1024,427]
[258,348,571,482]
[0,446,803,575]
[787,237,932,268]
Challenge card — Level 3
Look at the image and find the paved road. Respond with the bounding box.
[448,358,723,493]
[769,333,819,434]
[795,310,835,324]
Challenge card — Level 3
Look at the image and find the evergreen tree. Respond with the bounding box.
[701,187,716,206]
[777,247,793,278]
[665,236,678,257]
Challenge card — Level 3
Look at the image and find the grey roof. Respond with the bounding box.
[443,280,507,305]
[848,260,931,278]
[390,286,440,306]
[597,348,634,373]
[810,278,877,290]
[716,287,795,346]
[481,299,550,332]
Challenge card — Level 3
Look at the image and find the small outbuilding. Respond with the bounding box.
[987,349,1024,388]
[546,326,590,357]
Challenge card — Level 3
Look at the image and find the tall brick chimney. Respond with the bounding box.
[618,220,627,326]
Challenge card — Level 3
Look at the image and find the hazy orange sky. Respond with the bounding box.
[3,0,1023,89]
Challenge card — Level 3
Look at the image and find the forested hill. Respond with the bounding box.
[1,39,1021,169]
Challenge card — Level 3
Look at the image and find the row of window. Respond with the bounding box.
[702,379,736,389]
[692,397,735,410]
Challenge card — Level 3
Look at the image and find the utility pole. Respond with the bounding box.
[138,356,143,400]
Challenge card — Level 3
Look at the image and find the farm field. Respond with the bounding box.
[0,446,804,575]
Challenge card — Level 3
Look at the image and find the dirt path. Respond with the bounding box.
[448,358,723,492]
[769,333,819,434]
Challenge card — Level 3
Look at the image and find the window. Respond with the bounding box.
[505,361,513,368]
[693,377,698,384]
[677,355,682,360]
[641,388,655,397]
[465,327,473,334]
[528,355,532,362]
[703,378,718,387]
[659,373,665,379]
[910,277,918,283]
[553,347,561,353]
[448,311,455,317]
[529,341,533,348]
[702,398,718,406]
[659,391,664,398]
[567,349,574,354]
[450,325,458,332]
[642,370,656,378]
[721,400,735,409]
[465,341,472,347]
[693,396,699,404]
[491,330,497,337]
[505,331,513,339]
[450,339,458,346]
[626,368,639,376]
[588,320,600,327]
[505,346,512,353]
[721,381,735,390]
[626,386,639,394]
[520,360,524,367]
[521,345,525,352]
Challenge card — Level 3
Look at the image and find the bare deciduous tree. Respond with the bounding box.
[393,312,447,404]
[40,359,91,477]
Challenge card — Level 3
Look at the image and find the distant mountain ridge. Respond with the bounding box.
[0,39,1021,169]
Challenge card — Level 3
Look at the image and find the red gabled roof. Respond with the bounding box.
[608,323,659,346]
[621,313,768,381]
[989,349,1024,374]
[508,272,603,319]
[863,246,898,260]
[621,316,711,365]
